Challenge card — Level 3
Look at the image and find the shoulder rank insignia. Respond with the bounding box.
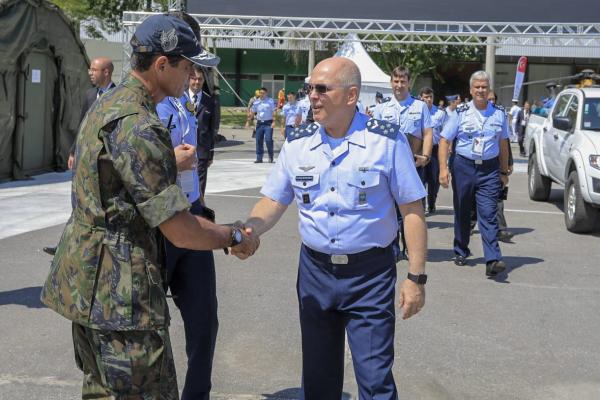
[366,118,398,139]
[457,103,470,113]
[493,103,505,112]
[287,123,319,142]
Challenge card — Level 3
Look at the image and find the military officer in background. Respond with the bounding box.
[40,15,258,398]
[372,66,432,260]
[278,91,301,139]
[438,70,509,277]
[419,87,447,214]
[234,57,428,399]
[250,87,276,163]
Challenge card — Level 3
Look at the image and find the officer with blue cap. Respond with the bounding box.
[438,71,509,277]
[232,57,428,399]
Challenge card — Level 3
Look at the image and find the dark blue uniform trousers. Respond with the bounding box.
[451,154,502,262]
[255,120,274,161]
[166,201,218,400]
[298,244,398,400]
[423,145,440,210]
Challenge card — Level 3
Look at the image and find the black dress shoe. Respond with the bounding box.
[268,158,274,163]
[497,230,514,243]
[454,255,467,266]
[427,206,436,215]
[253,160,263,163]
[486,260,506,276]
[43,246,57,256]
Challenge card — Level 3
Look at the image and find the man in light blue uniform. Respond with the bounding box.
[250,87,276,163]
[278,91,301,139]
[419,87,448,214]
[372,66,433,259]
[297,87,311,123]
[233,58,428,399]
[438,70,510,277]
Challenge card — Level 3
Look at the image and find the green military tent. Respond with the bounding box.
[0,0,90,181]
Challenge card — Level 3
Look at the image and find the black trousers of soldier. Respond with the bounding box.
[423,145,440,211]
[297,244,398,400]
[197,158,210,201]
[166,200,218,400]
[451,155,502,263]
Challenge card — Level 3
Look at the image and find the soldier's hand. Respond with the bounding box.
[174,144,197,171]
[230,227,260,260]
[67,154,75,170]
[501,174,509,188]
[439,168,450,188]
[414,154,429,168]
[399,279,425,320]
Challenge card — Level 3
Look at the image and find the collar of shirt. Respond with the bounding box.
[309,112,367,152]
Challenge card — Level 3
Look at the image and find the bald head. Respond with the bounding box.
[313,57,361,90]
[89,57,114,87]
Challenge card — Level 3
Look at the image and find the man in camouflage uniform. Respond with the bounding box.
[40,15,258,399]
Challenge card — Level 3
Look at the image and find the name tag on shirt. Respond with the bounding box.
[472,137,484,156]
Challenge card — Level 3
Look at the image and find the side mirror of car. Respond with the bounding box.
[552,116,573,132]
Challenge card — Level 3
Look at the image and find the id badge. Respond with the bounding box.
[179,170,195,194]
[472,137,484,157]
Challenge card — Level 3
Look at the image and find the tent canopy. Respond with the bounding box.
[0,0,90,180]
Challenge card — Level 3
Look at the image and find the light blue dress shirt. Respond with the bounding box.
[372,95,432,139]
[261,112,426,255]
[429,105,448,145]
[297,97,311,122]
[157,94,201,203]
[281,102,301,126]
[441,101,510,161]
[251,97,276,121]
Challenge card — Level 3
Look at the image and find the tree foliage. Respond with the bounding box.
[50,0,169,38]
[370,42,484,87]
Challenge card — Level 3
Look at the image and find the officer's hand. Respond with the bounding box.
[231,227,260,260]
[439,168,450,189]
[174,144,197,171]
[67,154,75,170]
[500,174,509,188]
[399,279,425,320]
[414,154,429,168]
[507,165,513,176]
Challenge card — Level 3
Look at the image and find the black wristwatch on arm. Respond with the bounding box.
[407,272,428,285]
[223,227,243,255]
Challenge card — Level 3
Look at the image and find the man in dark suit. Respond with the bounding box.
[67,57,116,170]
[188,64,218,199]
[44,57,115,256]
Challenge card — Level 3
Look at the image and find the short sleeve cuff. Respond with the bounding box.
[260,187,293,206]
[138,184,191,228]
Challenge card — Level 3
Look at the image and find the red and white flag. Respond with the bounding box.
[512,56,528,102]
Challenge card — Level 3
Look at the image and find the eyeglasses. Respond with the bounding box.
[307,83,351,95]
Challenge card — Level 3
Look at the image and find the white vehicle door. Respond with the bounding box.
[543,94,572,181]
[556,95,579,182]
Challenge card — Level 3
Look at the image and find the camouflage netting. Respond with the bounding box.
[0,0,90,180]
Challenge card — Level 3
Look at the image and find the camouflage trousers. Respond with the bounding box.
[72,323,179,399]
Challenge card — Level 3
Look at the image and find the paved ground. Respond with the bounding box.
[1,127,599,400]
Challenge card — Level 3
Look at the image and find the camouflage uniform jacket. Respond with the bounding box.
[41,74,191,331]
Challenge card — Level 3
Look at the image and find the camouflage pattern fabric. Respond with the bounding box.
[41,73,191,331]
[72,323,179,399]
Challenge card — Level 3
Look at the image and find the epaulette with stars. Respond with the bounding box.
[457,103,470,113]
[493,103,505,111]
[287,122,319,142]
[366,118,398,139]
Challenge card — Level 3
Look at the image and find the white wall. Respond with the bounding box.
[82,39,126,84]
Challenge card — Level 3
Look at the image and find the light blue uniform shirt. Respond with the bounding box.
[261,112,426,255]
[281,102,301,126]
[441,101,510,161]
[372,95,432,139]
[251,97,276,121]
[157,94,201,203]
[429,105,448,145]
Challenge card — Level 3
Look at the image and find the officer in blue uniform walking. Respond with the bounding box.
[372,66,433,260]
[250,87,276,163]
[419,87,448,214]
[438,70,510,277]
[278,91,301,139]
[232,57,428,399]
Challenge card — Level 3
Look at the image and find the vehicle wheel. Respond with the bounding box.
[564,171,599,233]
[528,153,551,201]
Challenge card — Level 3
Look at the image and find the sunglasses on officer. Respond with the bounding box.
[307,83,352,95]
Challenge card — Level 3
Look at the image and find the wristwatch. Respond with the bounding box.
[229,227,243,247]
[500,171,509,176]
[407,272,428,285]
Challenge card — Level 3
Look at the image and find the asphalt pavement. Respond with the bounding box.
[1,127,599,400]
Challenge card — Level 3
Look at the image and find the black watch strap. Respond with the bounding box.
[407,272,427,285]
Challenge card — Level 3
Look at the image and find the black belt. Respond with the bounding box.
[303,244,393,265]
[286,124,295,128]
[257,119,273,124]
[457,153,498,166]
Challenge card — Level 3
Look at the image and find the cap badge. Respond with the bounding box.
[160,29,178,52]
